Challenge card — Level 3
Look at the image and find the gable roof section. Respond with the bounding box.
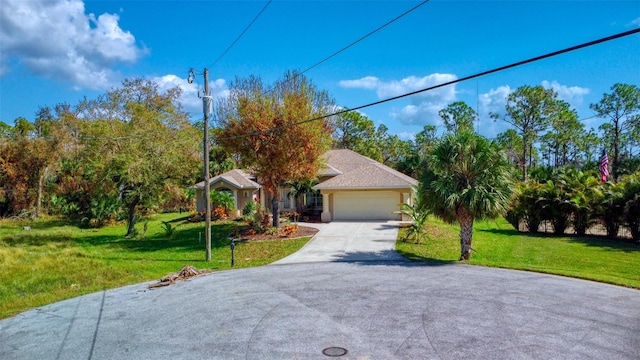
[314,149,418,190]
[192,169,261,190]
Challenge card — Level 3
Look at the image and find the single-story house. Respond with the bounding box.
[313,149,418,221]
[191,169,261,218]
[192,149,418,221]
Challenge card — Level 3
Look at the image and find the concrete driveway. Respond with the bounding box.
[274,221,406,264]
[1,222,639,359]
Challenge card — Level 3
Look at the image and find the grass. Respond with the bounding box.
[0,213,310,319]
[4,213,638,319]
[397,217,640,289]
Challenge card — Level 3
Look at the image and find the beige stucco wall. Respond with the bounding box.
[195,182,259,217]
[318,188,414,221]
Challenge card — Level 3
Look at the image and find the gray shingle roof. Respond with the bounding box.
[191,169,261,190]
[314,149,418,190]
[190,150,417,191]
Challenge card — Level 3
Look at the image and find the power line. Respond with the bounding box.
[218,28,640,141]
[206,0,272,70]
[260,0,430,95]
[298,0,430,77]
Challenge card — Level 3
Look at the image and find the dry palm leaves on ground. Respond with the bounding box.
[149,265,210,289]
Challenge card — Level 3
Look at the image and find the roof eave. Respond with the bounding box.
[312,185,416,191]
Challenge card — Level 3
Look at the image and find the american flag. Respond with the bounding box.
[600,149,609,182]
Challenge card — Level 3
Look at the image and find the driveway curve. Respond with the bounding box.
[1,223,639,359]
[275,221,406,264]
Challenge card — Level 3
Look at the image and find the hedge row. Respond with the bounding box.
[506,168,639,242]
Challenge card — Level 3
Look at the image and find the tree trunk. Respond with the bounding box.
[36,166,48,218]
[457,207,474,260]
[126,194,140,237]
[521,137,528,181]
[271,196,279,228]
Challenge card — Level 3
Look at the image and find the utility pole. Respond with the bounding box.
[203,69,212,262]
[189,67,212,261]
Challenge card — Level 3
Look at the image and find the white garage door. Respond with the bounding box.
[333,191,401,220]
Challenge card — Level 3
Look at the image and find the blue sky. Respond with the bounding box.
[1,0,639,140]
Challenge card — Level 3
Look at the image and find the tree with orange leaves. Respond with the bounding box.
[216,71,334,226]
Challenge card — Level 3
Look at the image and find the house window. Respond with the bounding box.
[284,192,292,209]
[305,191,322,210]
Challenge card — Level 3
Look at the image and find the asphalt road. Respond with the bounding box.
[1,222,639,359]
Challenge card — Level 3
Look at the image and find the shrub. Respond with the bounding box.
[283,224,298,236]
[625,197,640,242]
[512,182,544,233]
[86,197,122,227]
[571,192,595,236]
[213,207,227,220]
[538,180,573,235]
[160,221,177,239]
[242,200,257,216]
[258,207,270,229]
[505,209,522,231]
[280,211,300,223]
[621,173,640,242]
[399,200,429,243]
[243,206,271,234]
[510,168,639,240]
[210,190,235,214]
[596,182,625,238]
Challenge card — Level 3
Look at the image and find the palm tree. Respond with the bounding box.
[621,174,640,242]
[286,179,318,214]
[538,177,573,236]
[419,131,514,260]
[511,181,545,233]
[399,187,430,244]
[564,168,601,236]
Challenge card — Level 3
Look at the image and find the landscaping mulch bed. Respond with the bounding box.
[236,225,319,242]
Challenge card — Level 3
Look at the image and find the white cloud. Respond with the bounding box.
[391,102,444,127]
[630,17,640,27]
[375,74,457,100]
[478,85,512,118]
[541,80,590,106]
[476,85,513,138]
[397,131,416,141]
[339,73,458,126]
[153,75,229,116]
[338,76,380,89]
[0,0,146,89]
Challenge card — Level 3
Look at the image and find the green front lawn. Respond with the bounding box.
[0,213,310,319]
[397,217,640,289]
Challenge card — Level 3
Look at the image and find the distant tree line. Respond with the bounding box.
[0,79,201,236]
[1,76,638,244]
[332,83,640,182]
